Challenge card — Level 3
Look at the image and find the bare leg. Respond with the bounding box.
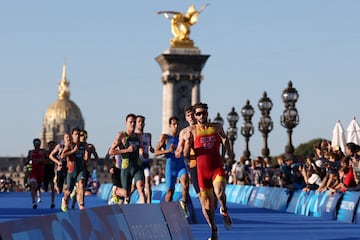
[180,174,189,203]
[165,189,174,202]
[200,192,217,234]
[136,180,147,204]
[213,180,227,211]
[77,179,85,210]
[30,181,38,208]
[145,176,152,203]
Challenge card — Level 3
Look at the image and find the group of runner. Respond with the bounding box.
[26,102,232,239]
[106,103,232,239]
[26,128,99,211]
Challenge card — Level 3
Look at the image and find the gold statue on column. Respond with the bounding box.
[158,4,208,48]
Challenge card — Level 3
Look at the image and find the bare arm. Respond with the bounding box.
[138,133,144,158]
[49,144,62,166]
[148,133,154,153]
[61,143,78,159]
[183,127,194,158]
[154,134,173,156]
[175,128,186,158]
[108,132,136,155]
[216,123,232,159]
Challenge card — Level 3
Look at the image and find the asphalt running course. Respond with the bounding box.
[1,191,360,239]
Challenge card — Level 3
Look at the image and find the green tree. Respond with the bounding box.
[294,138,328,159]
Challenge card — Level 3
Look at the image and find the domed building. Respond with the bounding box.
[40,64,84,147]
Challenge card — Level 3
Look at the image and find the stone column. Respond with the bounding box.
[156,47,209,132]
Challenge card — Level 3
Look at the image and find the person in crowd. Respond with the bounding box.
[279,155,294,189]
[27,138,47,209]
[135,115,154,203]
[232,156,248,185]
[183,102,232,240]
[252,156,265,186]
[289,162,306,191]
[302,159,326,192]
[345,142,360,185]
[155,116,190,217]
[328,164,356,195]
[262,157,274,187]
[61,128,89,211]
[109,113,146,204]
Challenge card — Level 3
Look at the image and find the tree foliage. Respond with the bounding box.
[294,138,327,160]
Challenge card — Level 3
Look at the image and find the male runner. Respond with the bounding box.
[155,116,190,217]
[61,128,89,211]
[183,102,232,240]
[109,113,146,204]
[135,115,154,203]
[27,138,47,209]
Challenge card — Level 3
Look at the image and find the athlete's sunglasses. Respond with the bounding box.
[195,111,207,116]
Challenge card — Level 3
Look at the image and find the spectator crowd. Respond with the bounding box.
[229,139,360,196]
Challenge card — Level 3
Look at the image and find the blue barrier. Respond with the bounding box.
[320,192,342,220]
[247,186,290,211]
[336,191,360,223]
[353,193,360,224]
[0,203,193,240]
[101,182,360,225]
[97,183,113,201]
[307,191,329,217]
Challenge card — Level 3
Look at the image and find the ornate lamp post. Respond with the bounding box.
[280,81,299,154]
[258,91,273,159]
[226,107,239,160]
[240,100,254,160]
[213,112,224,126]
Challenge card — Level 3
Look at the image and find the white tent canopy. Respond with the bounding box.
[331,120,346,154]
[346,117,360,146]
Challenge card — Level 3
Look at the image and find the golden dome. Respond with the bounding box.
[44,98,83,122]
[44,63,84,122]
[40,64,84,147]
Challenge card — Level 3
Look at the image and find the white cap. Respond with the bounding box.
[315,159,323,168]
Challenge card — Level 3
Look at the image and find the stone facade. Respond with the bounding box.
[156,47,209,132]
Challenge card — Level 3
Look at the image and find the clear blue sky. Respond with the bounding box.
[1,1,359,159]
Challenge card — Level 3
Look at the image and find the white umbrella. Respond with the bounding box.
[331,120,346,154]
[346,117,360,145]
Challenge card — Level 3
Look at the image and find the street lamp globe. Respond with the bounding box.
[240,100,254,160]
[282,81,299,108]
[258,91,273,116]
[258,91,273,158]
[227,107,239,128]
[226,107,239,162]
[213,112,224,126]
[241,100,255,121]
[280,81,299,154]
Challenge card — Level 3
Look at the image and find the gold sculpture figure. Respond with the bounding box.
[158,4,208,48]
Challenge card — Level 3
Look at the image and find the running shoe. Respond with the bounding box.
[112,194,120,204]
[32,202,38,209]
[70,187,76,200]
[61,197,68,212]
[220,207,232,230]
[179,200,190,218]
[108,193,120,205]
[50,203,55,209]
